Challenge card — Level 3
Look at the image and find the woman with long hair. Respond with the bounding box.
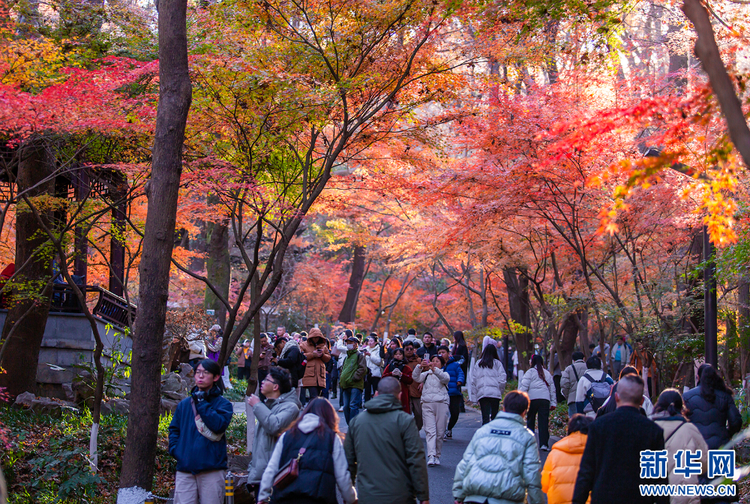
[683,364,741,449]
[257,398,356,504]
[470,343,507,424]
[651,389,709,504]
[519,354,556,450]
[382,347,413,413]
[413,354,450,466]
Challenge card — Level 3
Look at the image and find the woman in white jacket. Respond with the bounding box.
[519,354,556,451]
[257,398,356,504]
[413,354,450,467]
[362,335,382,402]
[470,343,507,425]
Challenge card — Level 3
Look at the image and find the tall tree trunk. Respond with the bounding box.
[117,0,191,498]
[739,278,750,383]
[504,266,532,371]
[205,214,230,327]
[338,245,366,324]
[0,141,54,397]
[557,313,579,369]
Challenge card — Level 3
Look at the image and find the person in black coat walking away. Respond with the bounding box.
[572,374,668,504]
[276,337,303,389]
[683,364,741,449]
[452,331,470,412]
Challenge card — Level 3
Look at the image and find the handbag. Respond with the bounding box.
[191,399,223,442]
[273,435,315,491]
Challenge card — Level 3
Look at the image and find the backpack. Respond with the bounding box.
[584,372,611,412]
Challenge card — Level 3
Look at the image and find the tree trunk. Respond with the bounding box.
[682,0,750,169]
[739,278,750,382]
[117,0,191,498]
[0,141,54,397]
[338,245,366,324]
[557,313,579,369]
[204,216,230,327]
[503,266,532,371]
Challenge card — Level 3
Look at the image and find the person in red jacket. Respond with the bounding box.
[383,347,413,413]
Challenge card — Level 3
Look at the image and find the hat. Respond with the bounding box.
[346,334,360,344]
[210,324,221,332]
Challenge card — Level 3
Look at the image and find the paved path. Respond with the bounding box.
[331,400,559,504]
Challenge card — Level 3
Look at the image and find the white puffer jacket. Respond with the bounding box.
[470,359,507,401]
[413,364,450,404]
[519,367,557,407]
[363,344,382,378]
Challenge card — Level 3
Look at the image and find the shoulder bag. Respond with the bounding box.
[273,434,315,491]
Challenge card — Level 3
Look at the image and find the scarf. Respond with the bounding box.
[279,338,299,360]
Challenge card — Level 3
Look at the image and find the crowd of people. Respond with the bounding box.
[167,328,743,504]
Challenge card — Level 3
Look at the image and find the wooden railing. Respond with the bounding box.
[51,284,137,328]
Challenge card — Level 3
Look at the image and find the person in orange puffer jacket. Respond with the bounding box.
[541,414,593,504]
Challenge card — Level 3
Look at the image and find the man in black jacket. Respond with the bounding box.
[572,374,668,504]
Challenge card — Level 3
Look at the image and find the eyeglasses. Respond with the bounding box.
[195,370,212,377]
[262,376,277,385]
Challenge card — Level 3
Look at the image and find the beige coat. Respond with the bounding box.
[653,414,709,504]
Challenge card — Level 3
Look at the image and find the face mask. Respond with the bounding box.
[347,344,355,351]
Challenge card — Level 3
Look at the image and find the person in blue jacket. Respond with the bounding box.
[437,345,465,439]
[169,358,234,504]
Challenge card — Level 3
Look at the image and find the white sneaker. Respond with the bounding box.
[338,406,344,412]
[434,457,440,466]
[540,444,550,451]
[427,456,435,467]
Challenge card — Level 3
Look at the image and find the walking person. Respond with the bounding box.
[413,354,450,466]
[453,331,470,412]
[246,367,301,499]
[453,390,543,504]
[575,356,613,418]
[340,333,367,424]
[168,359,233,504]
[363,334,382,402]
[541,414,593,504]
[257,398,357,504]
[629,338,659,399]
[404,340,424,430]
[438,345,464,439]
[596,366,654,418]
[344,377,430,504]
[383,347,414,413]
[610,335,632,380]
[469,343,507,425]
[277,336,303,390]
[572,374,668,504]
[300,328,331,405]
[560,351,587,417]
[651,389,709,504]
[519,354,556,451]
[683,363,742,449]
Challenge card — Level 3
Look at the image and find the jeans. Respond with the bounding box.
[364,375,380,402]
[568,402,578,418]
[342,387,362,424]
[612,360,624,380]
[527,398,550,446]
[322,371,331,399]
[478,397,500,425]
[448,395,462,430]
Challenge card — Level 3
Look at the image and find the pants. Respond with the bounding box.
[527,398,550,446]
[174,470,225,504]
[330,366,338,398]
[364,375,380,402]
[410,397,423,430]
[300,386,321,406]
[422,401,449,458]
[612,360,625,380]
[553,374,565,403]
[448,395,462,430]
[342,387,362,424]
[478,397,500,425]
[568,402,578,418]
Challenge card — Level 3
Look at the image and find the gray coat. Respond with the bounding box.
[247,390,301,484]
[453,412,543,504]
[560,360,588,404]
